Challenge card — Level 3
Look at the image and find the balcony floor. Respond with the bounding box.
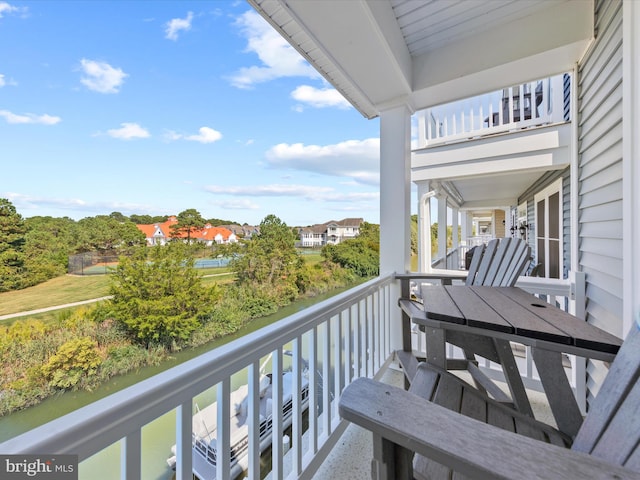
[312,364,556,479]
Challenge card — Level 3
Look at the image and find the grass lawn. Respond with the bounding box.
[0,253,323,317]
[0,276,111,316]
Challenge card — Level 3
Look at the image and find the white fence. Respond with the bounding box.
[0,275,396,480]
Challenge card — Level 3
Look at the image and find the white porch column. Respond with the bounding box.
[460,211,469,245]
[451,207,459,269]
[379,104,411,351]
[417,181,434,272]
[437,196,448,266]
[623,0,640,335]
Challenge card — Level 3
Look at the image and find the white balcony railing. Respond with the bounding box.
[0,274,396,480]
[0,270,588,478]
[415,73,569,149]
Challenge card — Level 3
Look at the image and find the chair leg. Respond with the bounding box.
[493,338,534,418]
[371,434,413,480]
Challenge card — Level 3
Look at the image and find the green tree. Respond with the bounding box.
[170,208,205,243]
[321,222,380,277]
[109,243,218,347]
[130,214,168,225]
[76,215,145,254]
[0,198,27,291]
[231,214,303,303]
[23,216,77,282]
[109,211,128,222]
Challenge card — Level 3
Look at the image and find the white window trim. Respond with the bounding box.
[534,178,563,279]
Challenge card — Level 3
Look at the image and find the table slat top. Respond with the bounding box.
[420,285,622,354]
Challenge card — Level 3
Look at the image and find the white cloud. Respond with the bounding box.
[106,123,150,140]
[214,199,260,210]
[165,126,222,144]
[205,184,378,204]
[0,109,61,125]
[0,2,26,18]
[265,138,380,186]
[79,59,128,94]
[165,11,194,41]
[0,74,18,87]
[5,192,155,216]
[291,85,351,109]
[229,10,319,89]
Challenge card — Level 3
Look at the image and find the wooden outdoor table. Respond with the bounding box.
[401,285,622,438]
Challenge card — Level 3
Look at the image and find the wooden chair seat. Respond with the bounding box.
[339,326,640,480]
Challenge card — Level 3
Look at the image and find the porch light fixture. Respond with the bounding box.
[519,222,530,237]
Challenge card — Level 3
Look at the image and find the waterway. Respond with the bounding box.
[0,286,352,479]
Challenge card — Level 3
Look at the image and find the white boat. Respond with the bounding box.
[167,368,310,480]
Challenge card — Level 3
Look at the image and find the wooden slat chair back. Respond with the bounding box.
[466,237,531,287]
[340,326,640,479]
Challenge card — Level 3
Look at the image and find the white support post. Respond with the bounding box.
[623,0,640,335]
[452,207,459,268]
[417,182,434,272]
[379,104,412,351]
[461,211,469,245]
[438,196,447,266]
[417,110,427,148]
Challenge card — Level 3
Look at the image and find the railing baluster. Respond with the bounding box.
[121,429,141,480]
[271,348,283,479]
[292,337,303,476]
[247,360,260,480]
[345,306,352,385]
[175,402,192,480]
[367,295,374,376]
[373,291,380,371]
[216,378,231,480]
[334,313,342,402]
[322,320,332,437]
[309,326,318,454]
[353,303,360,379]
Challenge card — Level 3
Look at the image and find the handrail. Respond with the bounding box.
[0,274,396,479]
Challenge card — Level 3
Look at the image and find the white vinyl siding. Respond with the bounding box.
[577,0,623,405]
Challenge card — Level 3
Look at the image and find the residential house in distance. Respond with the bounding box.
[297,217,363,247]
[219,224,260,239]
[136,216,237,246]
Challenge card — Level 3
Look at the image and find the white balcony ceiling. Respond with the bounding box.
[249,0,593,119]
[249,0,593,207]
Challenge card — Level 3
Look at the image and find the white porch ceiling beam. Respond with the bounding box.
[461,198,520,210]
[412,152,568,183]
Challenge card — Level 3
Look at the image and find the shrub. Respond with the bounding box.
[42,337,102,389]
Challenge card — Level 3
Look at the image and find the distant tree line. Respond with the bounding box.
[0,198,242,292]
[1,211,382,413]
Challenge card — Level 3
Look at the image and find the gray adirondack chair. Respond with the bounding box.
[398,237,533,413]
[340,325,640,480]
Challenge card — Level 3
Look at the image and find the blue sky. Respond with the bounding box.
[0,1,382,227]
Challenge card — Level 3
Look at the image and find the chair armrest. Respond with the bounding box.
[339,378,640,480]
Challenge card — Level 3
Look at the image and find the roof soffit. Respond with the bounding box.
[250,0,593,117]
[410,0,593,109]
